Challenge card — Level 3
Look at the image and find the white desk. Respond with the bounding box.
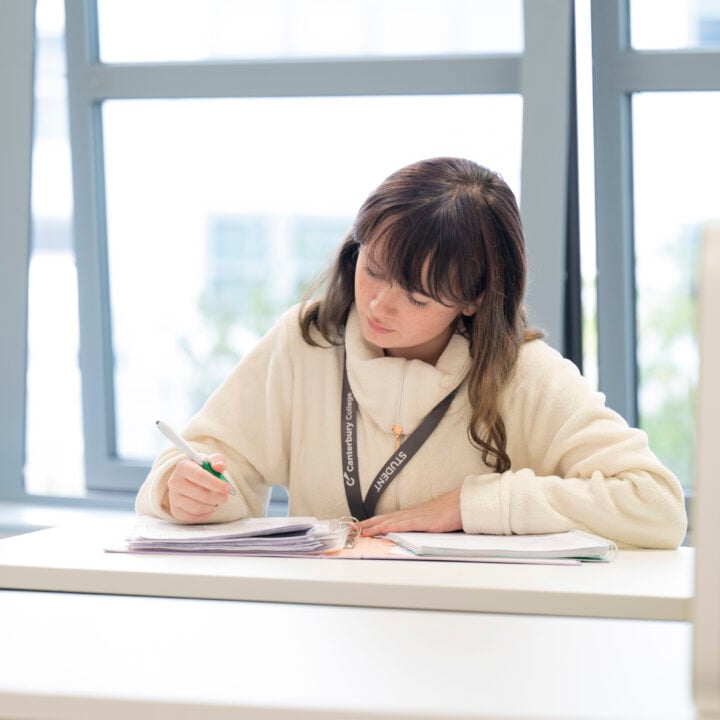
[0,589,695,720]
[0,518,693,621]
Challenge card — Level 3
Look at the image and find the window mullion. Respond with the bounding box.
[608,51,720,93]
[73,56,522,101]
[520,0,574,354]
[591,0,638,426]
[0,0,35,503]
[65,0,144,492]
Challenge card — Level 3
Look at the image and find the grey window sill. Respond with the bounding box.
[0,501,135,539]
[0,499,289,539]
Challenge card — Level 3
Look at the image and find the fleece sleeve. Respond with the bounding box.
[135,307,298,522]
[459,342,688,548]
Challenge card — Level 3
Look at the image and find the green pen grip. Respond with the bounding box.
[201,460,228,483]
[201,460,236,496]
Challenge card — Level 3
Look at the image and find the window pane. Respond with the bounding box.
[26,0,85,497]
[631,0,720,50]
[633,92,720,489]
[97,0,523,62]
[102,95,522,460]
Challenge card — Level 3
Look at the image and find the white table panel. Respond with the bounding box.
[0,590,695,720]
[0,518,693,620]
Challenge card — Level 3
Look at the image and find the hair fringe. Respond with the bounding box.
[298,158,544,474]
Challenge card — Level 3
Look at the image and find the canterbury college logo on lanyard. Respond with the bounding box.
[340,352,460,521]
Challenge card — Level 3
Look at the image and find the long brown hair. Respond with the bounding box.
[300,157,542,473]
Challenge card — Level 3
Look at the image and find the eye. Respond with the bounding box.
[407,294,429,308]
[365,264,380,279]
[364,262,387,281]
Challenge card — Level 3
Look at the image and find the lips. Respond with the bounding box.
[366,315,392,334]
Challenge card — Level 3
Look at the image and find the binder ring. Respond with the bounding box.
[337,516,361,549]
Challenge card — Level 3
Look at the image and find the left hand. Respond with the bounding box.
[359,488,462,536]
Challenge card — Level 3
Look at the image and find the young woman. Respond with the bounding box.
[136,157,687,548]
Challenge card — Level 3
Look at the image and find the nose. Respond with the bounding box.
[369,284,399,316]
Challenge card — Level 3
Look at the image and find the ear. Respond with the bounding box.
[460,295,483,316]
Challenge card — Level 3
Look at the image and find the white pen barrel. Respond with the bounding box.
[156,420,206,465]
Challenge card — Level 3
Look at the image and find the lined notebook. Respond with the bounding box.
[385,529,616,561]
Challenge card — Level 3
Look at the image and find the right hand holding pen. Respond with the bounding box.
[166,455,232,522]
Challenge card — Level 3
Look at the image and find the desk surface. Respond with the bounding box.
[0,517,693,621]
[0,589,695,720]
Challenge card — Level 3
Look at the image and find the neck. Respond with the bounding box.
[384,327,454,365]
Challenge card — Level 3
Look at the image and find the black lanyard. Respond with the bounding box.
[340,353,460,520]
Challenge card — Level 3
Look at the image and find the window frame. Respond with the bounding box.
[3,0,575,505]
[0,1,35,506]
[591,0,720,426]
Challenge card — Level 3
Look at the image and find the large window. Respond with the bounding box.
[12,2,714,516]
[96,0,524,61]
[101,94,522,463]
[633,92,720,489]
[25,0,82,497]
[17,0,578,506]
[592,0,720,493]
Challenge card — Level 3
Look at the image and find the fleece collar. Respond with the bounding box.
[344,305,471,435]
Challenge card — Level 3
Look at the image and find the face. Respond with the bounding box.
[354,246,475,364]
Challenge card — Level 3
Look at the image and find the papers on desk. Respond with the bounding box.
[385,529,617,562]
[110,518,615,564]
[118,516,353,555]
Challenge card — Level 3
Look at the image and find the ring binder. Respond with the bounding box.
[335,516,361,548]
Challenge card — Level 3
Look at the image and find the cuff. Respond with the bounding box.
[460,468,538,535]
[460,472,505,534]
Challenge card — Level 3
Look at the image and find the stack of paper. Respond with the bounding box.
[385,529,616,561]
[122,516,351,555]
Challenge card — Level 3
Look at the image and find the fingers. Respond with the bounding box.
[207,454,226,472]
[360,509,418,536]
[359,490,463,536]
[167,458,232,522]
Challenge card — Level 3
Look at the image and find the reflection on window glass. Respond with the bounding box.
[97,0,523,62]
[633,92,720,489]
[102,95,522,460]
[631,0,720,49]
[26,0,85,497]
[182,214,346,410]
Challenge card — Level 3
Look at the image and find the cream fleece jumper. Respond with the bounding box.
[136,304,687,548]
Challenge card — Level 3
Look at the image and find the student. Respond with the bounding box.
[136,156,687,548]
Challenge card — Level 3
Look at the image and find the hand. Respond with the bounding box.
[359,488,463,536]
[166,455,232,523]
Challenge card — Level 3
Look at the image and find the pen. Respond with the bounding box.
[155,419,236,496]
